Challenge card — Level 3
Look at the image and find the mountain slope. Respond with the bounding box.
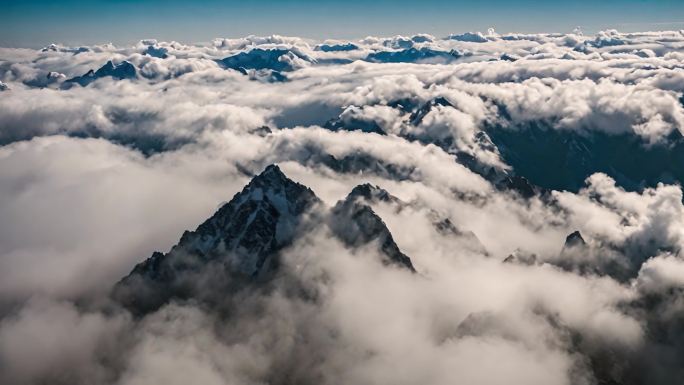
[365,47,462,63]
[330,186,415,271]
[485,121,684,192]
[64,60,137,87]
[113,165,415,313]
[219,48,312,72]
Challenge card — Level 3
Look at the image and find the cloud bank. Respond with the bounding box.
[1,29,684,385]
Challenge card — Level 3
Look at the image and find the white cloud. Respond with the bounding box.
[1,30,684,385]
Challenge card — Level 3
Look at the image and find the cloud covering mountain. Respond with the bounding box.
[1,29,684,385]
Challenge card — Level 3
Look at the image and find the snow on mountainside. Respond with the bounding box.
[316,42,359,52]
[365,47,464,63]
[343,183,489,256]
[64,60,137,87]
[330,186,415,271]
[169,164,320,276]
[114,165,417,313]
[219,48,303,71]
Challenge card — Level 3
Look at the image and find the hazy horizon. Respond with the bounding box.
[3,0,684,48]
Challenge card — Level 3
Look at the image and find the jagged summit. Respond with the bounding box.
[219,48,304,82]
[564,230,586,249]
[323,105,387,135]
[347,183,400,204]
[114,165,321,313]
[316,42,359,52]
[114,166,416,313]
[346,182,488,255]
[144,45,168,59]
[324,114,386,135]
[170,164,320,274]
[331,191,415,271]
[409,97,454,126]
[365,47,462,64]
[245,164,297,189]
[220,48,312,72]
[65,60,137,87]
[97,60,137,78]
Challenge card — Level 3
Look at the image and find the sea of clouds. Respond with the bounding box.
[1,29,684,385]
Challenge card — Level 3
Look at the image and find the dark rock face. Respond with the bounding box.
[347,183,400,204]
[361,95,684,196]
[341,183,488,258]
[220,49,309,72]
[564,230,586,249]
[404,98,544,199]
[319,153,416,181]
[485,120,684,192]
[553,231,630,281]
[500,53,520,61]
[365,47,462,64]
[409,97,454,126]
[324,115,386,135]
[330,190,415,271]
[316,43,358,52]
[114,165,322,313]
[319,97,556,201]
[219,49,305,82]
[65,60,137,87]
[250,125,273,136]
[177,165,320,274]
[386,98,420,113]
[144,45,168,59]
[267,70,288,82]
[114,166,416,314]
[41,44,90,54]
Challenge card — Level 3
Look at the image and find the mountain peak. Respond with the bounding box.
[564,230,586,248]
[331,190,415,271]
[185,164,320,257]
[220,48,311,73]
[347,183,398,204]
[250,163,287,185]
[94,60,136,79]
[431,97,452,107]
[100,60,115,71]
[114,164,322,312]
[114,167,418,314]
[410,97,454,126]
[65,59,137,87]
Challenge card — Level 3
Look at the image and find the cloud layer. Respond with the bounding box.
[1,29,684,385]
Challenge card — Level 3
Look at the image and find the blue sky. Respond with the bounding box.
[3,0,684,47]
